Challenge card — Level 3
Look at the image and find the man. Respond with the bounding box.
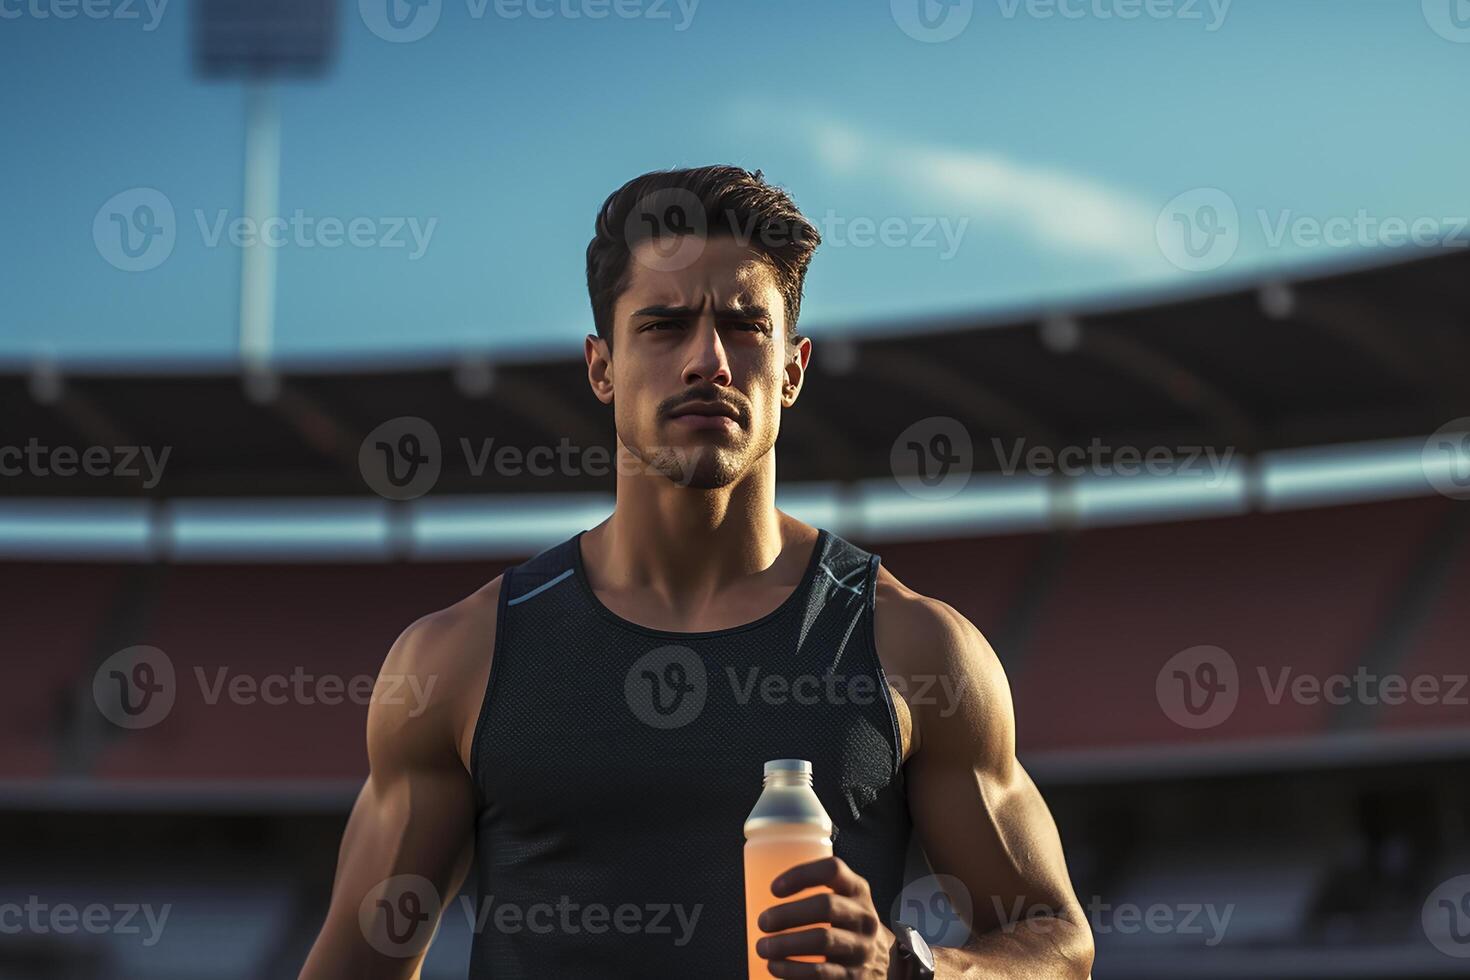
[301,166,1093,978]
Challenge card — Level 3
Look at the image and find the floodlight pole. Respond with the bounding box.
[240,78,280,375]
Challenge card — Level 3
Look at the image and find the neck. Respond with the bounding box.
[588,440,787,597]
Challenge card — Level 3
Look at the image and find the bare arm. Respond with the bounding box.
[300,580,499,979]
[878,574,1094,979]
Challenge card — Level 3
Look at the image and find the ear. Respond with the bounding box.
[781,334,812,408]
[586,333,614,406]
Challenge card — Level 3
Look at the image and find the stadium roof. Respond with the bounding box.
[4,248,1467,501]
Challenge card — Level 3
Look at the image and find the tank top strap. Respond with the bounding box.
[808,531,879,607]
[501,537,579,608]
[794,531,880,673]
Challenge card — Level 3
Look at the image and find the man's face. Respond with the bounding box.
[591,235,807,489]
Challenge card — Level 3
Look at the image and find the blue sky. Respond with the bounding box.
[2,0,1468,364]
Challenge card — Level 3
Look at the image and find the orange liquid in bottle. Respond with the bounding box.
[744,827,834,977]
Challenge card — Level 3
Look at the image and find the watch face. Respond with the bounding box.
[903,925,936,972]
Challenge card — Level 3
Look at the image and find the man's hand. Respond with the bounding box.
[755,856,897,979]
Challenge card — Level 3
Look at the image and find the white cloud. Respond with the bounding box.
[805,117,1162,273]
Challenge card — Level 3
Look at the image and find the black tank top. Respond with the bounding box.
[467,527,913,978]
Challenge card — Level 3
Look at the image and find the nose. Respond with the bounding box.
[682,315,732,387]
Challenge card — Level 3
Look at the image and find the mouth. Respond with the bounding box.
[666,401,742,431]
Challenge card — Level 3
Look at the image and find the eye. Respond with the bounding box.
[725,319,771,335]
[644,320,683,331]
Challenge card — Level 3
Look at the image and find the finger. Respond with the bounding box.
[756,925,870,964]
[767,958,849,979]
[773,856,868,899]
[759,892,878,936]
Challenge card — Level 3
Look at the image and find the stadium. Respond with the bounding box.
[4,1,1470,978]
[4,246,1469,977]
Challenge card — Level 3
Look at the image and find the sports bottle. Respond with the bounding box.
[743,759,834,978]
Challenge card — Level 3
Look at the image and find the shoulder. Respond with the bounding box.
[387,574,504,678]
[870,564,1014,759]
[871,564,992,675]
[371,575,505,770]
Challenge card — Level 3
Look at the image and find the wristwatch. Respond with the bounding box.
[891,923,936,980]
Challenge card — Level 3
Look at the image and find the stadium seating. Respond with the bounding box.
[0,563,126,778]
[1012,497,1457,753]
[871,531,1045,638]
[2,495,1463,785]
[1377,538,1470,733]
[91,562,502,781]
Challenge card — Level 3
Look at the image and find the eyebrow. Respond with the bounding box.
[630,302,773,320]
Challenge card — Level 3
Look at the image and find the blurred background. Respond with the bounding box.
[3,0,1470,977]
